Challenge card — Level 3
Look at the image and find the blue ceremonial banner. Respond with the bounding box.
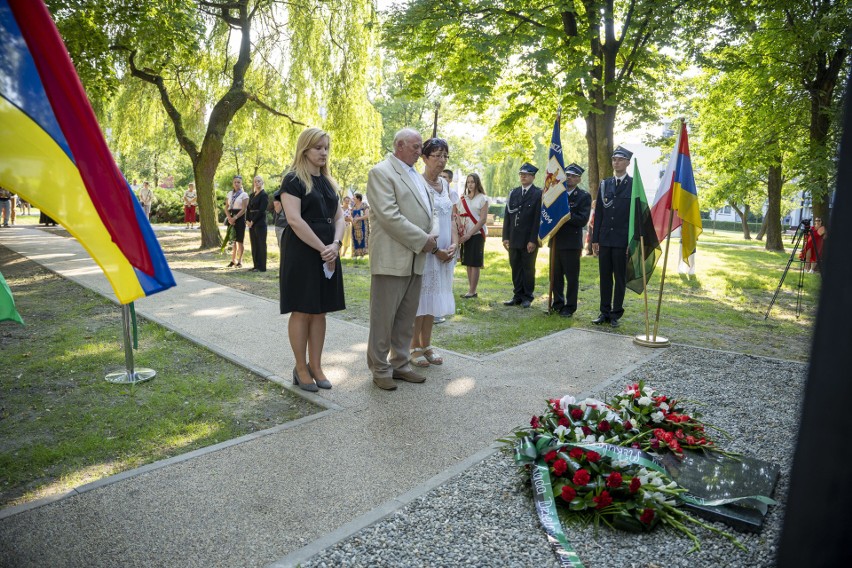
[538,115,571,242]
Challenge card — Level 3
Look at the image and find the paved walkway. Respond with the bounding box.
[0,226,657,567]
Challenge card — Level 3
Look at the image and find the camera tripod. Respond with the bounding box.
[764,219,821,320]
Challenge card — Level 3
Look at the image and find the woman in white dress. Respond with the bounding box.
[410,138,458,367]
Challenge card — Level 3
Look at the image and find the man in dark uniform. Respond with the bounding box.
[549,163,592,317]
[502,163,542,308]
[591,146,632,327]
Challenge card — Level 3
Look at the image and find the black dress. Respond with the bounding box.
[279,173,345,314]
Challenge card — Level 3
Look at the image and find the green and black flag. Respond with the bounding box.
[626,162,662,293]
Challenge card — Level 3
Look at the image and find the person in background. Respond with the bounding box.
[272,186,289,250]
[224,175,249,268]
[138,181,154,220]
[340,195,353,257]
[549,163,592,318]
[800,217,826,273]
[0,187,11,227]
[457,173,489,298]
[410,138,457,367]
[351,193,370,258]
[365,128,437,391]
[183,182,197,229]
[18,197,30,216]
[591,146,633,328]
[502,163,542,308]
[279,127,346,392]
[246,175,269,272]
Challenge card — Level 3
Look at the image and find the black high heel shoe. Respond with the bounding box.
[307,365,332,389]
[293,367,318,392]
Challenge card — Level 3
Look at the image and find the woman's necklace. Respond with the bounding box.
[424,173,442,192]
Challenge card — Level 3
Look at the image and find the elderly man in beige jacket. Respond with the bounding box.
[366,128,438,390]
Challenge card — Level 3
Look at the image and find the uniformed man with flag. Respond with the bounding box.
[549,163,591,317]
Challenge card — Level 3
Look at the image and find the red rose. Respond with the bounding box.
[530,416,540,428]
[568,448,584,460]
[552,459,568,476]
[650,439,660,449]
[629,477,641,493]
[623,420,633,430]
[606,472,623,488]
[544,451,558,463]
[586,451,601,463]
[573,469,591,485]
[560,485,577,502]
[663,432,674,443]
[699,437,707,445]
[570,408,584,420]
[640,508,655,525]
[685,435,697,445]
[593,490,613,509]
[675,429,685,440]
[598,420,611,432]
[558,417,570,428]
[581,426,592,436]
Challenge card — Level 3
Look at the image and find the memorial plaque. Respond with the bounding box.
[660,451,781,532]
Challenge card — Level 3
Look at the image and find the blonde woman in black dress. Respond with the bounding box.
[280,127,346,391]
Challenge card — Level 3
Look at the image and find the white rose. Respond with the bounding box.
[553,425,569,438]
[659,402,670,412]
[574,427,585,440]
[559,395,576,410]
[638,396,652,406]
[651,411,665,423]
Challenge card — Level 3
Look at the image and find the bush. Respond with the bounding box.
[704,220,762,233]
[150,189,185,223]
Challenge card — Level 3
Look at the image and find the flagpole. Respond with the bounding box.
[640,236,650,338]
[653,210,676,341]
[105,302,156,384]
[548,241,555,314]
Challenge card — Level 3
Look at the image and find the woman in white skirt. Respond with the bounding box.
[410,138,457,367]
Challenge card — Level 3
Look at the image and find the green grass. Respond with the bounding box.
[0,245,321,508]
[157,230,818,361]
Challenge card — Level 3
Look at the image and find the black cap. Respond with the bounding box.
[612,146,633,160]
[519,162,539,175]
[566,163,585,176]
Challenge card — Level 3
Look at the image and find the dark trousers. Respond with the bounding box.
[552,248,582,314]
[598,245,627,319]
[249,223,267,271]
[508,247,538,302]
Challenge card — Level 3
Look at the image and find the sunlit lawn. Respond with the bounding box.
[155,226,817,361]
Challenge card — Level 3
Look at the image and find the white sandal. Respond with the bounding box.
[423,345,443,365]
[410,348,430,367]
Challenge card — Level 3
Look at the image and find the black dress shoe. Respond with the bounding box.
[503,298,521,306]
[610,318,621,328]
[520,300,532,308]
[592,314,608,324]
[559,309,573,318]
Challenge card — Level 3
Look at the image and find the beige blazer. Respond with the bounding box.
[366,153,436,276]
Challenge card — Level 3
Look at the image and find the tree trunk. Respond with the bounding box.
[584,109,615,203]
[195,155,222,250]
[765,161,784,252]
[730,203,751,239]
[756,215,768,240]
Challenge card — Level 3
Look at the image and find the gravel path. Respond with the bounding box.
[301,345,806,567]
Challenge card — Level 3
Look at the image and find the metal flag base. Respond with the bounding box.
[104,302,156,384]
[105,368,156,384]
[633,333,671,348]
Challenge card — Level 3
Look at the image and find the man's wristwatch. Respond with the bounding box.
[334,240,342,247]
[431,246,439,254]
